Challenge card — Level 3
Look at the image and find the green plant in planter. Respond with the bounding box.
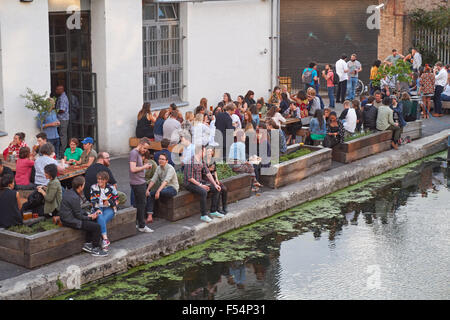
[344,131,373,142]
[21,88,55,131]
[371,60,412,88]
[279,148,312,163]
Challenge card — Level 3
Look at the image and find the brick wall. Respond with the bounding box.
[378,0,447,61]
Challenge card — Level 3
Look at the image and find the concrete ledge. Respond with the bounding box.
[0,129,448,300]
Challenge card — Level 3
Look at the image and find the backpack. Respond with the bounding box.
[302,68,313,84]
[332,69,340,85]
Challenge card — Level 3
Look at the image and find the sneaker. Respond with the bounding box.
[82,243,94,254]
[210,211,225,218]
[138,226,154,233]
[219,207,228,215]
[102,239,111,251]
[91,247,109,257]
[200,215,213,223]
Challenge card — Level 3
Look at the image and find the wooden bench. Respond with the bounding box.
[154,174,252,222]
[401,120,423,140]
[0,207,137,269]
[332,131,392,164]
[129,138,180,152]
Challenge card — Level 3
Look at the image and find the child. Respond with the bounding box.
[36,164,62,218]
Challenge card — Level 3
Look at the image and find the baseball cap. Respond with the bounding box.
[81,137,94,144]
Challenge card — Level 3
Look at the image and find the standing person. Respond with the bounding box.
[154,109,168,142]
[55,85,69,158]
[76,137,97,166]
[136,102,156,139]
[214,104,235,160]
[322,64,335,108]
[404,48,422,72]
[205,148,228,214]
[3,132,28,161]
[184,147,223,223]
[145,152,179,218]
[64,138,83,165]
[384,49,404,66]
[433,61,447,117]
[323,111,345,148]
[418,65,435,119]
[129,137,153,233]
[0,174,23,229]
[376,96,401,150]
[335,54,349,103]
[36,164,62,218]
[302,62,318,91]
[38,98,60,159]
[370,60,382,95]
[163,110,182,145]
[346,54,362,101]
[15,147,35,190]
[89,171,118,251]
[58,176,108,257]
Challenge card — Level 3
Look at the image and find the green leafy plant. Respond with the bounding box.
[409,6,450,30]
[8,220,59,235]
[21,88,55,131]
[344,131,373,142]
[279,148,312,163]
[371,60,413,88]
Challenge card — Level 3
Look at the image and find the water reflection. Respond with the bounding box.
[59,159,449,300]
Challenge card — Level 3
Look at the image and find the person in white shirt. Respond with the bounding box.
[266,105,286,127]
[404,48,422,72]
[191,113,210,147]
[335,54,349,103]
[433,61,447,116]
[441,84,450,102]
[340,100,357,135]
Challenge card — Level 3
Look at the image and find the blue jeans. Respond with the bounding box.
[146,186,178,214]
[96,207,115,236]
[48,138,60,159]
[442,94,450,101]
[346,77,358,100]
[327,87,335,108]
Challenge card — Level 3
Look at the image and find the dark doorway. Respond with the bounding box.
[49,12,98,149]
[280,0,378,93]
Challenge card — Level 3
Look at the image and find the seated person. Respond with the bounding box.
[184,146,223,223]
[64,138,83,165]
[441,83,450,101]
[362,96,378,131]
[0,174,23,228]
[15,147,35,190]
[228,129,262,192]
[33,132,48,158]
[34,143,65,187]
[154,139,175,167]
[145,152,179,218]
[76,137,97,166]
[3,132,28,161]
[283,101,302,145]
[58,176,108,257]
[0,159,14,179]
[340,100,357,136]
[36,164,62,217]
[323,111,345,148]
[266,119,287,155]
[376,96,401,150]
[205,147,228,214]
[309,109,327,143]
[89,171,119,252]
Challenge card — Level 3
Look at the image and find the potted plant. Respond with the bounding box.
[21,88,55,131]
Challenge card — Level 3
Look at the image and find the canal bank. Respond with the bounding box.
[0,129,448,300]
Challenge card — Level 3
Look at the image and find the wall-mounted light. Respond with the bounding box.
[20,0,34,2]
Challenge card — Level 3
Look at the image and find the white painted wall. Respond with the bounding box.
[182,0,275,110]
[0,1,51,151]
[91,0,143,155]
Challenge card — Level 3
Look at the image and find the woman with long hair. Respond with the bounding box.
[323,111,345,148]
[192,113,210,146]
[279,93,290,114]
[268,86,281,107]
[222,93,232,105]
[200,97,208,110]
[154,109,168,142]
[181,111,194,133]
[244,90,256,106]
[266,105,286,127]
[136,102,156,139]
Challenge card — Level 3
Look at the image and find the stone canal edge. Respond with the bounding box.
[0,129,448,300]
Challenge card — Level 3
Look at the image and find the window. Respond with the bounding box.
[143,1,183,104]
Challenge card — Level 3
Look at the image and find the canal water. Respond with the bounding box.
[56,154,450,300]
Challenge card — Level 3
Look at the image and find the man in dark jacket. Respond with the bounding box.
[214,104,235,160]
[362,96,378,132]
[58,176,108,257]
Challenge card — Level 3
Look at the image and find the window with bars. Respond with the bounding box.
[143,1,183,104]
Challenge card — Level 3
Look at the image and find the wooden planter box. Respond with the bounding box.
[259,145,332,189]
[401,120,422,140]
[154,174,252,222]
[332,131,392,164]
[0,208,137,269]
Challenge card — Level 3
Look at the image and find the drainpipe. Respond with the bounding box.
[276,0,280,84]
[270,0,274,92]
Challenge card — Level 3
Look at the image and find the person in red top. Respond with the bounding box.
[322,64,335,108]
[15,147,35,190]
[3,132,28,161]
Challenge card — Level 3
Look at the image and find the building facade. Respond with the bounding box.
[0,0,279,155]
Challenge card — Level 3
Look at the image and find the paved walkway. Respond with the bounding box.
[0,102,448,282]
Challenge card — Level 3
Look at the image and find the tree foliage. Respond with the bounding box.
[371,60,413,88]
[21,88,54,131]
[409,5,450,30]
